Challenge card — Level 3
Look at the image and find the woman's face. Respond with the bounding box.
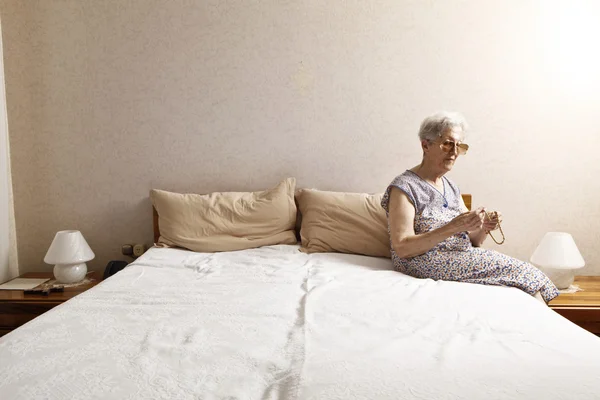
[423,127,465,173]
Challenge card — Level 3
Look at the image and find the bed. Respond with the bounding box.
[1,179,600,399]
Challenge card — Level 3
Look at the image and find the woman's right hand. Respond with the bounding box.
[448,207,485,233]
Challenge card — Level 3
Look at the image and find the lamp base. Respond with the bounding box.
[543,268,576,290]
[53,263,87,284]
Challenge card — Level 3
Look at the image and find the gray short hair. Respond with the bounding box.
[418,111,468,141]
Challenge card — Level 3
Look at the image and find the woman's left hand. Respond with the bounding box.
[483,210,502,232]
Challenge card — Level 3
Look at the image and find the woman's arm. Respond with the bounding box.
[388,187,483,258]
[467,225,487,247]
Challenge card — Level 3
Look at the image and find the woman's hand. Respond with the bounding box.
[483,210,502,232]
[449,207,485,233]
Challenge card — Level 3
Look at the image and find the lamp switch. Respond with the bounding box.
[133,244,146,257]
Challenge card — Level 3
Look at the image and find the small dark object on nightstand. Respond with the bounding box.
[23,288,50,296]
[24,284,63,295]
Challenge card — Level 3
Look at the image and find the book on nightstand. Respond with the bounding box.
[0,278,50,291]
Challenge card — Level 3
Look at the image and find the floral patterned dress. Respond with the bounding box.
[381,171,559,302]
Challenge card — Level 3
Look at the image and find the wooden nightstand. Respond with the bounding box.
[549,276,600,335]
[0,271,100,337]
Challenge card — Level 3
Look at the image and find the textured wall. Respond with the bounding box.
[1,1,599,275]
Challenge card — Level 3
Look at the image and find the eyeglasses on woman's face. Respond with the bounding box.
[431,139,469,155]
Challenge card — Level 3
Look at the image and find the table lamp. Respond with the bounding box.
[530,232,585,290]
[44,230,95,284]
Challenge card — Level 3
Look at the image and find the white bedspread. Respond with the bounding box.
[1,245,600,399]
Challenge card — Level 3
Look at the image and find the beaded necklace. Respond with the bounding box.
[484,211,505,245]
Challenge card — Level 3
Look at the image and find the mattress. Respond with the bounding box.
[1,245,600,399]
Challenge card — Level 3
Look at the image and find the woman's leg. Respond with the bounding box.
[533,291,546,304]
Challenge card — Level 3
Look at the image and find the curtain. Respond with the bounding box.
[0,16,18,283]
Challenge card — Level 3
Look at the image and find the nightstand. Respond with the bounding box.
[549,276,600,335]
[0,271,100,337]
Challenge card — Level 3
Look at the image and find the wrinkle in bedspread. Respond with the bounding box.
[261,257,311,400]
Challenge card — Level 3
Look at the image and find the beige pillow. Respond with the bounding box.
[151,178,298,252]
[296,189,391,258]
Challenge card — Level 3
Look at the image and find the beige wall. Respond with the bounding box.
[1,1,599,276]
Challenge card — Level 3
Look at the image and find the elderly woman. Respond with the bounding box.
[381,112,558,303]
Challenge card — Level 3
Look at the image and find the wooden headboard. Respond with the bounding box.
[153,207,160,244]
[152,193,473,243]
[463,194,472,211]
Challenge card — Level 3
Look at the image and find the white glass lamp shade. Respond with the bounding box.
[530,232,585,289]
[44,230,95,284]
